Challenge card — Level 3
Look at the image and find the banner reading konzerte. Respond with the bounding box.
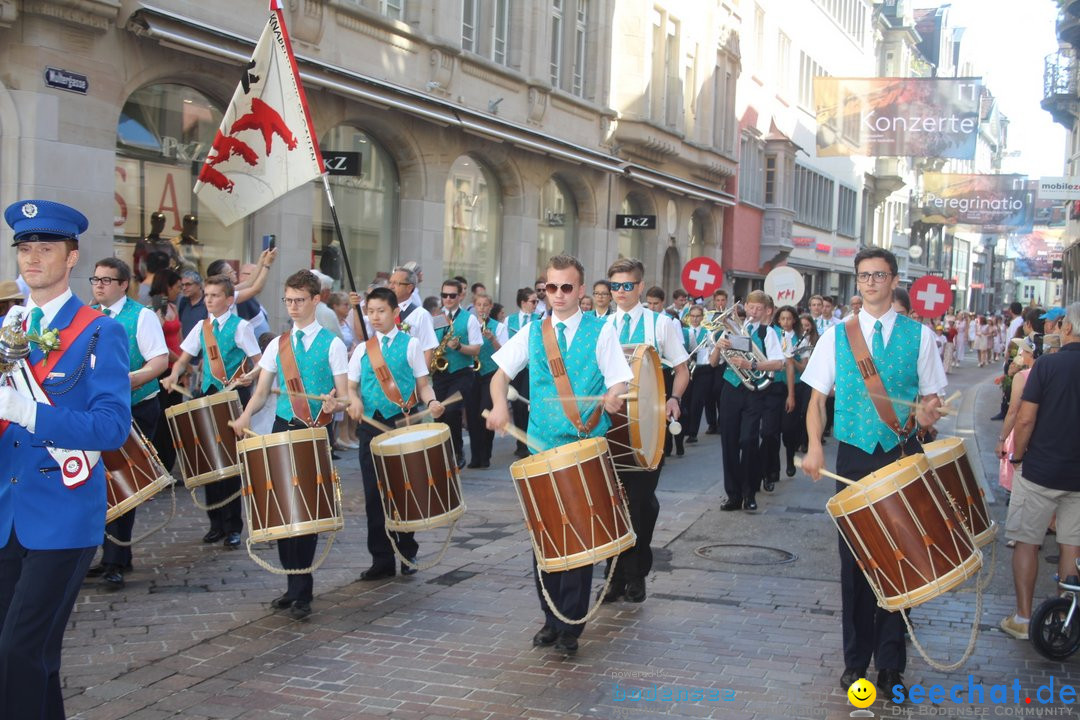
[814,77,982,158]
[918,173,1033,229]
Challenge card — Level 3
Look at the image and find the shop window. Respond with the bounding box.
[445,155,501,295]
[537,177,578,278]
[618,195,646,261]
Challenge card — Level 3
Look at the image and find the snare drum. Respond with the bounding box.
[923,438,996,547]
[165,392,242,489]
[104,425,174,523]
[369,423,465,532]
[826,453,982,611]
[606,344,665,470]
[237,427,344,543]
[510,437,635,572]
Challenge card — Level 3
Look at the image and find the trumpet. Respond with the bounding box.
[707,303,772,391]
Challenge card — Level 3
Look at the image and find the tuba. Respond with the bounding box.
[707,304,772,390]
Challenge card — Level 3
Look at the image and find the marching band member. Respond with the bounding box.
[346,287,443,581]
[802,248,945,697]
[709,290,785,512]
[591,280,614,317]
[387,266,439,366]
[507,288,539,459]
[231,270,349,620]
[606,261,689,602]
[0,200,130,716]
[645,285,686,458]
[163,274,261,548]
[682,304,712,443]
[465,294,507,468]
[487,254,631,655]
[774,306,804,480]
[87,257,169,588]
[758,296,786,493]
[432,279,482,469]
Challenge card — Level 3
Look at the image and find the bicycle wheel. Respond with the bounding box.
[1030,596,1080,661]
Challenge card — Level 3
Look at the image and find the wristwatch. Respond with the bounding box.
[751,358,758,371]
[1009,452,1023,465]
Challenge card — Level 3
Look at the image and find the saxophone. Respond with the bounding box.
[432,322,456,373]
[472,311,489,372]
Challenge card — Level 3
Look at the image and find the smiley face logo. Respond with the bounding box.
[847,677,876,708]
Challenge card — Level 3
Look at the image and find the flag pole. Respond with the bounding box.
[320,174,368,341]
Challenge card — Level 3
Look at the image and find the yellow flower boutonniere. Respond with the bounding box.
[30,328,61,360]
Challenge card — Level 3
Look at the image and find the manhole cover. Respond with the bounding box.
[694,543,798,565]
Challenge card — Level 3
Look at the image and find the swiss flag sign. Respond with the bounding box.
[194,1,325,226]
[680,257,723,297]
[909,275,953,318]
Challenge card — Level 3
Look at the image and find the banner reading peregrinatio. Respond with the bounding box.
[918,173,1032,228]
[814,77,982,159]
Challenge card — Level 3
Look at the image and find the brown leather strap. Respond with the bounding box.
[843,315,916,441]
[202,319,229,386]
[365,335,416,413]
[277,332,333,428]
[541,317,603,435]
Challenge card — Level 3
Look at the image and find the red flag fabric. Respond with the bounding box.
[194,0,325,226]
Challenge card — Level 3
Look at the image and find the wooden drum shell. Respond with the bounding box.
[103,425,173,523]
[369,423,466,532]
[165,392,242,489]
[923,438,996,547]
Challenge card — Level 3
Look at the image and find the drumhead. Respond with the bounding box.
[370,423,450,455]
[826,454,934,516]
[622,344,665,469]
[922,437,965,465]
[510,437,609,478]
[164,390,241,418]
[237,426,329,454]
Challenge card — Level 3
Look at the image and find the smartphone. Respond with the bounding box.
[728,335,751,353]
[262,234,276,251]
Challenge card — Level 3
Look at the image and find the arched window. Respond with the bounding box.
[689,209,709,259]
[618,194,646,261]
[312,126,398,289]
[114,83,243,279]
[444,155,501,293]
[537,176,578,276]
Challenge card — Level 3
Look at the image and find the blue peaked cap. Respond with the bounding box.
[4,200,89,245]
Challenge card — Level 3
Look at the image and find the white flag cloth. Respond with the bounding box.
[194,1,324,227]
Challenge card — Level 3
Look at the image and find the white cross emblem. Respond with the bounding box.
[916,283,946,312]
[687,263,716,292]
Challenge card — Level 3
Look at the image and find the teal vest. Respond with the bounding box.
[435,310,473,373]
[834,315,922,453]
[200,314,248,393]
[723,324,767,388]
[776,329,803,385]
[622,308,663,351]
[477,317,500,375]
[507,311,538,339]
[360,332,416,418]
[97,299,159,405]
[527,314,611,451]
[683,325,706,355]
[275,328,335,422]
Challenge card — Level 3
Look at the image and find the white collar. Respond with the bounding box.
[614,303,644,325]
[858,307,898,333]
[102,295,128,316]
[26,288,73,327]
[375,326,400,342]
[551,308,584,331]
[292,319,322,338]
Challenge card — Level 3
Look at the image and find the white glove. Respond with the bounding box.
[0,387,37,432]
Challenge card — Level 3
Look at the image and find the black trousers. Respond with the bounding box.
[272,417,318,603]
[152,385,181,474]
[719,382,764,502]
[358,410,418,568]
[101,396,160,567]
[707,364,727,429]
[781,382,811,465]
[534,562,592,639]
[836,438,921,673]
[510,369,530,454]
[661,369,683,456]
[610,461,662,583]
[0,529,95,719]
[685,365,713,437]
[432,368,474,464]
[201,385,250,535]
[466,371,496,463]
[759,383,786,483]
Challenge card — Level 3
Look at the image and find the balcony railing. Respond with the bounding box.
[1042,50,1079,128]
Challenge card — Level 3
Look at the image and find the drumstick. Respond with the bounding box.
[868,393,957,416]
[506,385,530,406]
[362,415,394,433]
[481,409,544,452]
[168,383,193,399]
[542,392,637,402]
[819,468,859,487]
[242,428,259,438]
[392,392,464,427]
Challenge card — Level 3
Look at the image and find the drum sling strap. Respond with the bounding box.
[843,315,916,447]
[277,332,333,428]
[201,318,248,387]
[541,317,603,435]
[365,335,417,415]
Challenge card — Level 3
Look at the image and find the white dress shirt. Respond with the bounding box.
[179,311,261,359]
[744,321,785,362]
[609,305,690,366]
[347,327,428,382]
[258,320,349,376]
[101,296,169,363]
[801,308,947,397]
[401,303,439,352]
[493,309,634,388]
[23,288,73,329]
[440,308,483,345]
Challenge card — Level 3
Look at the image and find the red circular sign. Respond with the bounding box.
[909,275,953,318]
[680,257,723,298]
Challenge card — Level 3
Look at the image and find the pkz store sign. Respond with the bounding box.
[44,67,88,95]
[615,214,657,229]
[323,152,361,176]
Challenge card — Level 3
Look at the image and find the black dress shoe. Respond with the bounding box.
[599,583,624,604]
[202,529,226,544]
[532,625,558,647]
[224,532,242,548]
[705,426,719,435]
[763,481,775,492]
[270,594,295,610]
[457,457,467,470]
[840,667,867,691]
[359,565,396,581]
[554,633,578,655]
[786,465,796,477]
[877,669,906,699]
[401,558,418,576]
[86,563,106,578]
[102,565,124,589]
[990,412,1006,421]
[686,436,698,444]
[675,447,684,456]
[720,500,742,511]
[625,578,646,603]
[743,497,758,511]
[289,601,312,620]
[467,461,483,469]
[331,451,341,461]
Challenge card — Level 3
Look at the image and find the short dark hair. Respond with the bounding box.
[892,288,911,313]
[442,279,464,293]
[206,259,231,277]
[366,286,398,310]
[1009,301,1023,316]
[713,289,728,298]
[821,295,835,306]
[516,287,534,305]
[145,251,171,274]
[204,274,235,296]
[471,282,486,293]
[285,269,320,297]
[95,257,132,285]
[547,254,586,285]
[453,275,468,286]
[645,286,665,302]
[672,288,688,300]
[853,246,898,277]
[1023,307,1045,334]
[607,257,645,281]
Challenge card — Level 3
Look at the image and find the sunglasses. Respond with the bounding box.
[545,283,576,295]
[441,292,459,299]
[608,281,640,292]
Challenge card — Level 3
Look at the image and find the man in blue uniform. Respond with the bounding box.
[0,200,131,717]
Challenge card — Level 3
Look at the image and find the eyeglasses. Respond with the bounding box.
[441,292,459,299]
[545,283,576,295]
[180,282,195,288]
[609,281,640,292]
[856,271,893,284]
[522,298,537,304]
[593,290,611,297]
[89,277,120,286]
[282,296,311,306]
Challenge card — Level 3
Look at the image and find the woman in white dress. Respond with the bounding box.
[974,315,990,367]
[955,312,968,363]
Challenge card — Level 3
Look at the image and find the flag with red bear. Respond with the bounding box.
[193,0,325,226]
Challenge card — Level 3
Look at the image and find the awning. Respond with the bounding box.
[623,164,735,207]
